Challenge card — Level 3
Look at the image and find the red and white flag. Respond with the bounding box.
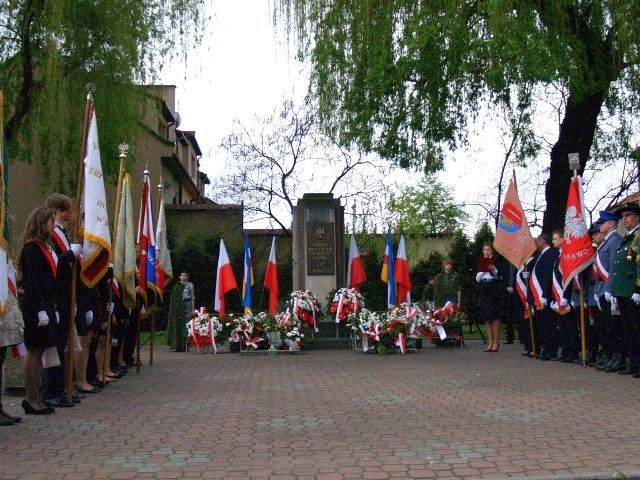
[214,239,237,316]
[394,235,411,304]
[155,195,173,299]
[136,171,157,307]
[560,175,595,289]
[263,237,279,315]
[347,234,367,289]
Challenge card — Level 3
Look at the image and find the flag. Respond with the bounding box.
[347,234,367,288]
[263,237,279,315]
[214,239,237,316]
[79,101,112,287]
[242,233,254,313]
[395,234,411,304]
[493,177,536,268]
[0,91,9,318]
[381,229,396,308]
[112,173,137,310]
[136,171,157,307]
[560,175,595,289]
[155,194,173,299]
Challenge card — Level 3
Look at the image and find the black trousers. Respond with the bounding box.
[42,315,69,399]
[618,297,640,368]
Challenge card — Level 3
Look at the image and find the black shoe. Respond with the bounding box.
[633,371,640,378]
[72,392,86,401]
[0,416,13,426]
[44,397,74,408]
[21,400,54,415]
[605,359,627,372]
[90,380,106,389]
[618,368,639,375]
[0,410,22,424]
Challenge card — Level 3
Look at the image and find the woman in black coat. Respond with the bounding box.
[476,241,504,352]
[17,207,58,414]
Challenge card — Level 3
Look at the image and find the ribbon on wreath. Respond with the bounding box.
[244,331,264,350]
[207,317,217,354]
[394,333,407,354]
[294,297,318,332]
[429,319,447,341]
[335,290,346,323]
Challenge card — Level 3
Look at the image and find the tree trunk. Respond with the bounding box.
[542,89,606,233]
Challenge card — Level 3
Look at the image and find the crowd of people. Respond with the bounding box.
[0,194,140,425]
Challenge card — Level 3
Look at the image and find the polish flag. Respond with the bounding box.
[263,237,279,314]
[347,234,367,289]
[394,235,411,304]
[214,239,237,316]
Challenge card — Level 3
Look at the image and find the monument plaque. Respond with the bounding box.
[306,221,335,275]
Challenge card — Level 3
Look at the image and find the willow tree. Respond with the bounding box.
[273,1,640,232]
[0,0,204,191]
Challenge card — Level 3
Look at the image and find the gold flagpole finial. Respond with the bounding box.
[119,143,129,158]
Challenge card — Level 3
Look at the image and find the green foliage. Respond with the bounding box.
[0,0,205,192]
[411,251,444,304]
[388,176,467,235]
[274,1,640,168]
[472,222,495,255]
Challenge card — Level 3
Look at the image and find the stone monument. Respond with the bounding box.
[292,193,345,312]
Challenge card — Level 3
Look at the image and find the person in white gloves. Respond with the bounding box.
[551,230,578,363]
[42,193,80,408]
[16,207,58,415]
[475,242,504,352]
[592,210,624,371]
[526,233,559,360]
[610,203,640,376]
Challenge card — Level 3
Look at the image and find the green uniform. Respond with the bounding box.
[611,229,640,298]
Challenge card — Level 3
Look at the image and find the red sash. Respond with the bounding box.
[52,225,70,253]
[28,238,58,280]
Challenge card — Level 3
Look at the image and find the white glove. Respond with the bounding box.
[550,301,558,310]
[594,295,602,311]
[570,300,576,308]
[475,272,484,283]
[37,311,49,326]
[85,310,94,325]
[106,302,114,314]
[560,298,569,308]
[55,311,60,324]
[604,291,612,303]
[70,243,82,257]
[632,293,640,305]
[140,305,146,315]
[540,297,547,307]
[611,296,618,314]
[491,267,498,276]
[522,271,530,279]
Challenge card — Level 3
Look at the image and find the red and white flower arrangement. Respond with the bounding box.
[329,287,364,323]
[290,290,320,332]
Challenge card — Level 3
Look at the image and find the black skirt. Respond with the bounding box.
[20,299,56,351]
[477,280,501,323]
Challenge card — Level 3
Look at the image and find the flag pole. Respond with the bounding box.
[67,84,94,401]
[568,153,587,366]
[103,145,128,380]
[150,178,163,366]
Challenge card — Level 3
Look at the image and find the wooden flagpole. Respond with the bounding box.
[579,275,587,366]
[102,145,127,380]
[66,85,94,400]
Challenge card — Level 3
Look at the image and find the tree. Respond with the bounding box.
[0,0,204,191]
[273,1,640,232]
[388,176,467,235]
[215,99,390,232]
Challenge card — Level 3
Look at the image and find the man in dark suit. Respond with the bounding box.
[610,203,640,377]
[527,233,559,360]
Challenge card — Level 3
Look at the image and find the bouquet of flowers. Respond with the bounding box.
[235,312,269,350]
[283,325,305,351]
[290,290,320,332]
[381,308,413,354]
[186,307,223,353]
[329,288,364,323]
[420,301,456,341]
[349,308,385,352]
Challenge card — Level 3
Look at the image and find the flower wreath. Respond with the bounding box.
[290,290,319,332]
[329,287,364,323]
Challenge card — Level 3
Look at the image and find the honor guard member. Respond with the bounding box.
[42,194,81,408]
[550,230,576,362]
[592,211,623,371]
[527,233,559,360]
[610,203,640,376]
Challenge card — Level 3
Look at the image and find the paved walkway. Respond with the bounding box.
[1,340,640,480]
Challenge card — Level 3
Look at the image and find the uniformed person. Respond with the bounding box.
[610,203,640,376]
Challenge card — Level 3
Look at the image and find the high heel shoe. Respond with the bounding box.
[21,400,54,415]
[490,345,500,352]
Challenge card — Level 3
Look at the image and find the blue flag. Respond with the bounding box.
[242,233,253,313]
[381,229,396,308]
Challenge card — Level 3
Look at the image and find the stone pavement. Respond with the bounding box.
[1,340,640,480]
